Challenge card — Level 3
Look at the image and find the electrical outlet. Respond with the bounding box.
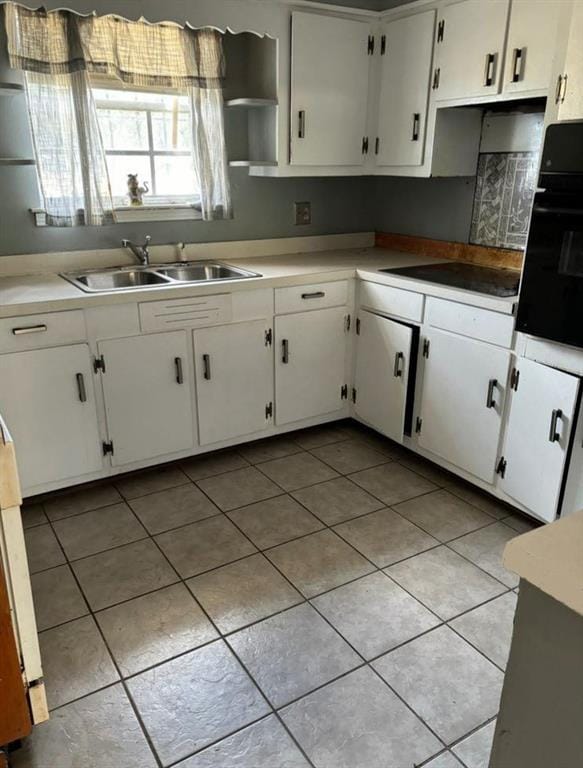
[294,201,311,225]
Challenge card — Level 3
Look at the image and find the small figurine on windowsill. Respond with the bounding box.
[127,174,149,207]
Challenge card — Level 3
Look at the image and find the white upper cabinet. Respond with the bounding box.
[275,306,348,425]
[353,311,414,442]
[0,344,102,491]
[499,359,580,523]
[502,0,560,95]
[554,0,583,122]
[376,10,436,167]
[193,320,273,446]
[290,11,371,166]
[98,331,194,466]
[418,328,511,483]
[432,0,510,101]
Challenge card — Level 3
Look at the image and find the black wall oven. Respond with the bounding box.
[516,122,583,349]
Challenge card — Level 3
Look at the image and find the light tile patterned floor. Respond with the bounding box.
[17,419,538,768]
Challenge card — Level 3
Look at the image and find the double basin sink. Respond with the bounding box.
[61,261,261,293]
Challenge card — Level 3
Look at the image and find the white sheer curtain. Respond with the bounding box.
[5,4,232,224]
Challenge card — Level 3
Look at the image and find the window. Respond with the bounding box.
[93,87,200,210]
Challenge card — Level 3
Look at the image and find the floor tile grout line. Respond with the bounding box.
[39,515,165,768]
[219,500,454,754]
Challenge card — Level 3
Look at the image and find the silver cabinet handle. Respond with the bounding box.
[202,354,211,381]
[556,73,568,104]
[298,110,305,139]
[75,373,87,402]
[12,324,47,335]
[511,47,524,82]
[393,352,404,378]
[301,291,325,300]
[484,53,496,87]
[549,409,563,443]
[486,378,498,409]
[174,356,184,385]
[282,339,289,364]
[411,113,420,141]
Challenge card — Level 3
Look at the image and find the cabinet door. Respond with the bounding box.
[557,1,583,122]
[354,311,414,442]
[275,307,347,425]
[0,344,102,490]
[98,332,194,466]
[376,10,435,167]
[503,0,560,94]
[418,329,511,483]
[499,359,580,522]
[434,0,510,101]
[290,11,371,166]
[193,321,273,446]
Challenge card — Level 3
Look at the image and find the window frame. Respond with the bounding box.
[93,88,200,211]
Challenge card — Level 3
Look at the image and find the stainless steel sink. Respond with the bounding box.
[61,261,261,293]
[156,264,253,282]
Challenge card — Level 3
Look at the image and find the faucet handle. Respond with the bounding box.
[144,235,151,246]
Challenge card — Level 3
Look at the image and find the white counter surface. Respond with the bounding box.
[0,246,518,318]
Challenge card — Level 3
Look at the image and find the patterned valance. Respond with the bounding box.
[4,4,225,88]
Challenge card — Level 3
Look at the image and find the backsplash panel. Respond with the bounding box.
[470,151,538,251]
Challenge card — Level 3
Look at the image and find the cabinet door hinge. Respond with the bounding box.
[362,136,369,154]
[374,137,380,155]
[344,314,351,333]
[415,416,423,434]
[496,456,507,478]
[351,387,357,404]
[265,328,272,347]
[437,19,445,43]
[341,384,348,400]
[102,440,114,456]
[367,35,375,55]
[265,401,273,419]
[510,367,520,391]
[422,339,430,358]
[432,67,440,90]
[380,34,386,55]
[356,317,361,335]
[93,355,106,373]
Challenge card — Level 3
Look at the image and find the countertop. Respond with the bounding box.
[504,510,583,618]
[0,246,518,318]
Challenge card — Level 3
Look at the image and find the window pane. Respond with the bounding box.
[154,155,197,197]
[105,155,151,200]
[151,110,191,151]
[97,109,148,151]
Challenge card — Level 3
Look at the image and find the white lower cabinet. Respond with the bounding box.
[498,358,581,522]
[275,306,348,425]
[0,344,102,490]
[97,331,194,466]
[354,311,414,442]
[418,328,511,483]
[193,320,273,445]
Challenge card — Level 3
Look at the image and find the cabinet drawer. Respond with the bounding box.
[139,294,232,332]
[359,281,424,322]
[275,281,348,314]
[0,310,86,353]
[426,297,514,348]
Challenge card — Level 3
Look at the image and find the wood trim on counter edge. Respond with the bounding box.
[375,232,524,271]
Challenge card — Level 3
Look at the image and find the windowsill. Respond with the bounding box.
[30,205,203,226]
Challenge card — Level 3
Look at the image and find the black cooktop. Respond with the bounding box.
[380,262,520,298]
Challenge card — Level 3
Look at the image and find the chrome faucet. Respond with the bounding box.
[122,236,151,266]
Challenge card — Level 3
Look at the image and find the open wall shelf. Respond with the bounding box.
[0,158,35,166]
[225,98,277,108]
[0,82,24,96]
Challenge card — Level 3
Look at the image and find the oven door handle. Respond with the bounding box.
[533,204,583,216]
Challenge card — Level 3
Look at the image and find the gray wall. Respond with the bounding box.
[373,176,477,243]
